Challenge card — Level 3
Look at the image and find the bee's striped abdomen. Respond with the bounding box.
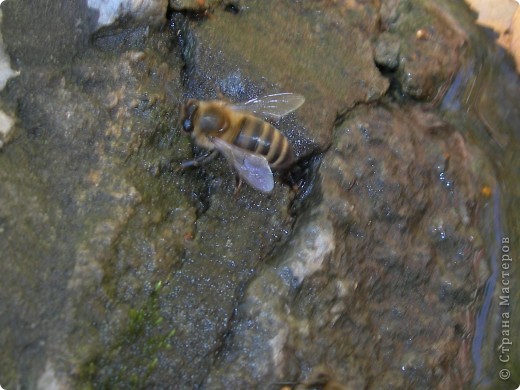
[233,116,294,170]
[265,128,294,169]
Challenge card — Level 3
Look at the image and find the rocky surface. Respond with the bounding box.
[379,1,467,101]
[204,102,492,388]
[0,0,518,388]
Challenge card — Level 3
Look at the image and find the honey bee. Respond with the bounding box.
[179,93,305,193]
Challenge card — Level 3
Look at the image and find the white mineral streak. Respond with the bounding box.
[268,327,289,373]
[0,109,14,147]
[0,10,17,148]
[289,213,335,283]
[36,362,67,390]
[87,0,168,29]
[0,10,20,90]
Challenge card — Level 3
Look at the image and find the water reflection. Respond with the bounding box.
[472,184,502,386]
[440,35,520,387]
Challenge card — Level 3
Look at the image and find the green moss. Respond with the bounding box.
[76,280,176,388]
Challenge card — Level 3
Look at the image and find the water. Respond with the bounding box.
[441,34,520,388]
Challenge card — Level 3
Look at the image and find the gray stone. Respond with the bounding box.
[374,32,401,70]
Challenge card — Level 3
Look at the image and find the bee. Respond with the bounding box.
[179,93,305,193]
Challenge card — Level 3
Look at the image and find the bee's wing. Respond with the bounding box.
[212,138,274,193]
[229,93,305,121]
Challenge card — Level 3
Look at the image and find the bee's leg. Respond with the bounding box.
[280,169,300,192]
[177,150,218,171]
[233,175,243,196]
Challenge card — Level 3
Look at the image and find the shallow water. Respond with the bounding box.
[441,36,520,388]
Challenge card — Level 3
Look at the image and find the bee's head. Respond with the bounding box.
[180,99,199,133]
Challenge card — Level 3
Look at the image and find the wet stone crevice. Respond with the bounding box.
[0,0,517,388]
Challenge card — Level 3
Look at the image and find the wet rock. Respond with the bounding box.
[378,0,467,100]
[374,32,401,70]
[0,20,189,388]
[1,0,94,66]
[204,103,492,387]
[176,0,389,155]
[1,3,298,387]
[0,0,517,388]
